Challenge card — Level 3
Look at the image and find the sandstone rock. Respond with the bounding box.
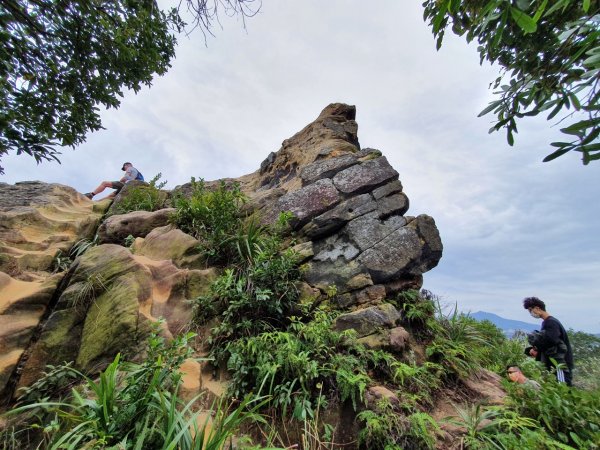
[16,244,216,390]
[303,258,363,293]
[346,273,373,291]
[296,282,321,306]
[290,241,314,263]
[356,228,422,283]
[462,370,506,405]
[313,234,360,262]
[411,214,443,267]
[357,332,390,350]
[0,272,61,396]
[356,215,442,283]
[384,275,424,295]
[389,326,411,352]
[98,208,176,244]
[0,182,103,274]
[1,103,446,406]
[376,192,409,218]
[355,285,387,306]
[248,103,360,193]
[333,303,401,337]
[345,212,407,252]
[332,156,398,195]
[133,226,203,269]
[372,179,403,200]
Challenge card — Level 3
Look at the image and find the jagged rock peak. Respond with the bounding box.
[245,103,361,192]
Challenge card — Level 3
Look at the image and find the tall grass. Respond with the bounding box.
[2,326,265,449]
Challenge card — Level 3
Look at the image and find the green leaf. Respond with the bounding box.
[507,130,515,146]
[478,101,501,117]
[562,119,596,133]
[510,7,537,33]
[543,147,572,162]
[532,0,548,22]
[583,53,600,68]
[583,0,591,12]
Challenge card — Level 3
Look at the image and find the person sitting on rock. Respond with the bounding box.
[84,162,144,200]
[506,365,541,389]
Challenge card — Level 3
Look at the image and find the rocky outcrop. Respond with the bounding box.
[16,244,217,390]
[0,182,108,276]
[0,182,110,398]
[0,103,445,406]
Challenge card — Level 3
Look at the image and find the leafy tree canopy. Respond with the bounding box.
[423,0,600,164]
[0,0,258,174]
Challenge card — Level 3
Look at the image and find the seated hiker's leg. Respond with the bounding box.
[86,181,122,199]
[109,181,125,197]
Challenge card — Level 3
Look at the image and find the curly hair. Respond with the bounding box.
[523,297,546,311]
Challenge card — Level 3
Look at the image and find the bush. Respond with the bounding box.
[172,178,246,265]
[505,380,600,448]
[191,213,302,361]
[226,313,372,420]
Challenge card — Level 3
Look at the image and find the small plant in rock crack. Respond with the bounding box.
[69,273,106,309]
[52,251,71,273]
[172,177,247,265]
[123,234,136,249]
[111,173,169,215]
[69,234,100,259]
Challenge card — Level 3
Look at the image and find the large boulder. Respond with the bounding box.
[98,208,176,244]
[16,244,217,390]
[1,104,444,407]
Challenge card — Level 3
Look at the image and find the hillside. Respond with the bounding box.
[1,104,598,450]
[471,311,538,336]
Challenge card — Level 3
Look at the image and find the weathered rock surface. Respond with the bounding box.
[132,226,205,269]
[0,182,109,397]
[98,208,175,244]
[16,244,217,390]
[333,303,402,338]
[0,182,107,276]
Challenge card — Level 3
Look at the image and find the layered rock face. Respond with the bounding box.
[0,183,108,397]
[245,104,442,309]
[0,104,443,403]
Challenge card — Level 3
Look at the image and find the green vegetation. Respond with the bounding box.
[569,329,600,390]
[111,173,169,215]
[423,0,600,164]
[172,178,248,265]
[2,325,265,450]
[51,234,100,273]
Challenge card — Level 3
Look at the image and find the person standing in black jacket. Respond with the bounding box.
[523,297,574,386]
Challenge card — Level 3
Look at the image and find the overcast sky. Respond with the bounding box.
[2,1,599,332]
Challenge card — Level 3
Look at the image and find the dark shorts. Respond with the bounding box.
[111,181,124,191]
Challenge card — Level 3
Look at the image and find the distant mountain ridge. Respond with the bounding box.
[471,311,538,336]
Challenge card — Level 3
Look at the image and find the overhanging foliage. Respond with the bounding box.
[423,0,600,164]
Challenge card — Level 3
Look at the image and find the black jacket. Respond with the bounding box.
[527,316,574,371]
